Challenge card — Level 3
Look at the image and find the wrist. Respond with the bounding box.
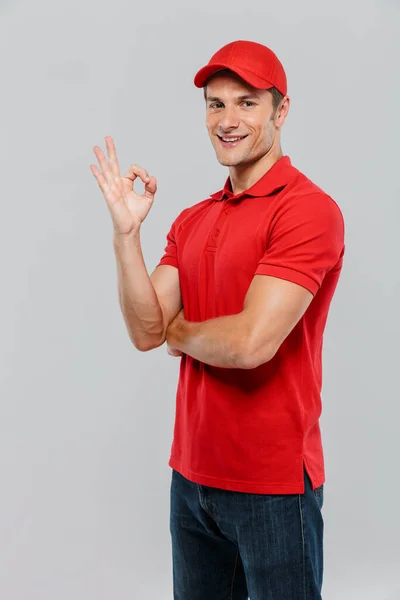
[113,228,141,246]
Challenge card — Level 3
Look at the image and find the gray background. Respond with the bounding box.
[1,0,399,598]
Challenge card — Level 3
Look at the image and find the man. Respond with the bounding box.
[90,40,345,600]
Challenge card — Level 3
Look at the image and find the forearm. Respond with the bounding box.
[168,312,251,368]
[113,230,164,350]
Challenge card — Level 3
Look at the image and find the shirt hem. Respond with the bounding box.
[168,455,324,495]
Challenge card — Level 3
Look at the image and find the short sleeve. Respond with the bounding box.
[255,193,345,296]
[156,217,179,269]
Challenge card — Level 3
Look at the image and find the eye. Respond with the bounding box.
[242,101,255,107]
[209,102,223,109]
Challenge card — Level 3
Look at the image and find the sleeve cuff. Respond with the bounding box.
[156,257,179,269]
[254,264,319,296]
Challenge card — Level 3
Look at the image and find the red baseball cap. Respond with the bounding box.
[194,40,287,96]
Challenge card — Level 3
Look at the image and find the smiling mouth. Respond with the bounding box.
[217,134,248,147]
[217,135,248,142]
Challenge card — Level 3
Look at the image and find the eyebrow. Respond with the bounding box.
[206,93,261,103]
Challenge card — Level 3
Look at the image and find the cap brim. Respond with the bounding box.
[194,63,274,90]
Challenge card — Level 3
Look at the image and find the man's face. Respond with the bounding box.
[205,73,280,167]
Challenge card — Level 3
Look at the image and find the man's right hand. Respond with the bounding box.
[90,135,157,237]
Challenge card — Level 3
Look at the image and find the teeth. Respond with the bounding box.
[222,136,243,142]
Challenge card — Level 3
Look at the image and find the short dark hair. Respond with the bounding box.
[203,78,284,115]
[268,87,285,114]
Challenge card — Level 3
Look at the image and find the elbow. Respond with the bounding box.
[239,338,278,370]
[135,342,153,352]
[132,333,166,352]
[129,319,167,352]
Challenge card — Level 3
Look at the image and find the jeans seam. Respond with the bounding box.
[298,494,307,600]
[229,548,239,600]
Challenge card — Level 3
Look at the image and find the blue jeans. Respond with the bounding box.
[169,465,324,599]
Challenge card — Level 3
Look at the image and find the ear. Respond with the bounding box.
[275,95,290,126]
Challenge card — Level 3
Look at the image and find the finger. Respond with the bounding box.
[93,145,115,189]
[143,175,157,199]
[124,163,150,185]
[90,164,132,228]
[105,136,121,179]
[90,164,118,205]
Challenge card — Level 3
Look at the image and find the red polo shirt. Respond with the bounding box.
[156,155,345,494]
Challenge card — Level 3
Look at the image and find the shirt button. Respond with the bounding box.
[214,228,220,236]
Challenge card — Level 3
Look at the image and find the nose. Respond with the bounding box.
[218,105,240,132]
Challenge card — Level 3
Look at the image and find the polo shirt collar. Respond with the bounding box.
[210,155,295,201]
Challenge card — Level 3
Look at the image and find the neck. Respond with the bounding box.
[228,146,284,196]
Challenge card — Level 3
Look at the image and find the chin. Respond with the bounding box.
[216,154,247,167]
[216,157,232,166]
